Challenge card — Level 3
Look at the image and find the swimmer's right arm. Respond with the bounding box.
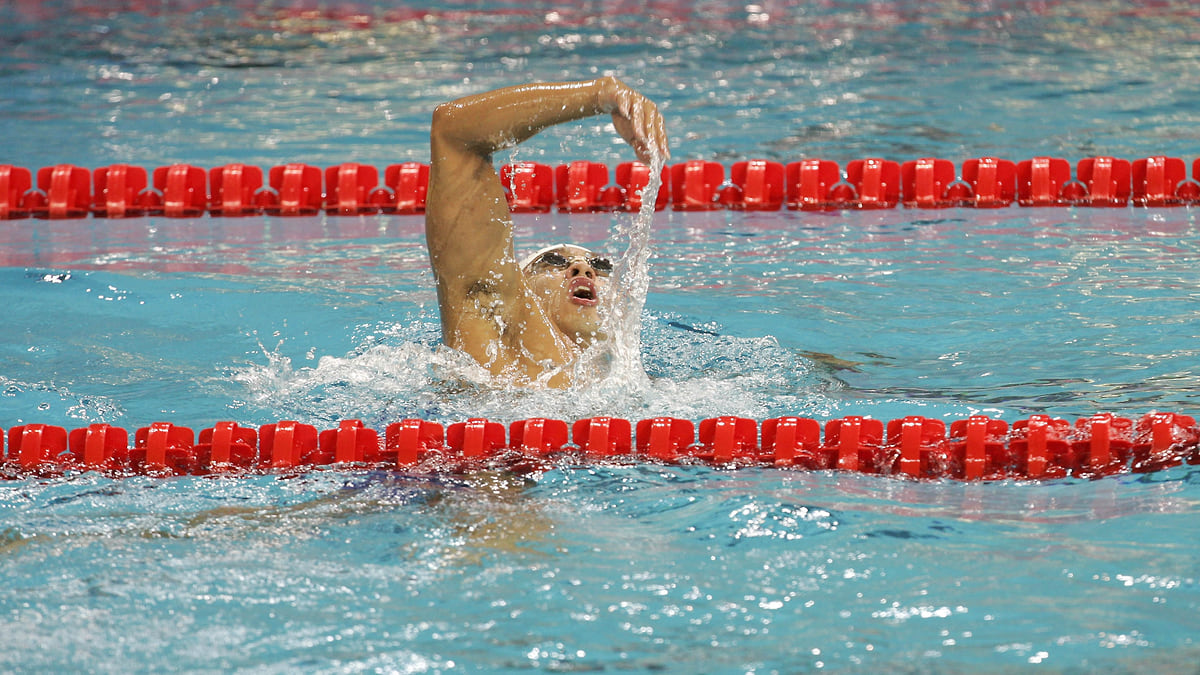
[430,77,670,166]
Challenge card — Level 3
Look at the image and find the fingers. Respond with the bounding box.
[643,98,670,163]
[612,92,669,165]
[599,77,670,164]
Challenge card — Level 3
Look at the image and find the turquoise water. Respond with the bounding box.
[5,208,1200,426]
[4,209,1199,673]
[4,1,1200,673]
[4,1,1199,167]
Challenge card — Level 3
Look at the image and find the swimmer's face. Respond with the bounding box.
[522,245,612,345]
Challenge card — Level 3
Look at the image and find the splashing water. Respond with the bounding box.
[593,155,665,389]
[219,145,830,424]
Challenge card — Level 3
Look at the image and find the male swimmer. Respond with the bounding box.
[426,77,670,387]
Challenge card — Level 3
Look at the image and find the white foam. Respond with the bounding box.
[230,312,841,429]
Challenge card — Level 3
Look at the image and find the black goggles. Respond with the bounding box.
[527,250,613,276]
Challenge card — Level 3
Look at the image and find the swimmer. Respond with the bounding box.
[426,77,670,387]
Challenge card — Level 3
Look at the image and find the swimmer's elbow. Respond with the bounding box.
[431,102,458,142]
[432,101,455,124]
[431,102,491,156]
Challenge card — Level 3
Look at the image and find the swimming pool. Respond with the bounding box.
[3,1,1200,672]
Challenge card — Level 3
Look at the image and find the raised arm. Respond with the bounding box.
[425,77,668,374]
[426,77,667,282]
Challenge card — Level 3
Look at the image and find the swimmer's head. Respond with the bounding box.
[521,244,612,345]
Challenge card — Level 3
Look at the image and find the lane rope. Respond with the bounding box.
[4,412,1198,481]
[3,156,1199,219]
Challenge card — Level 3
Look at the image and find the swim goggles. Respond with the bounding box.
[523,247,613,276]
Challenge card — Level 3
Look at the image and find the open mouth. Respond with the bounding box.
[568,277,598,306]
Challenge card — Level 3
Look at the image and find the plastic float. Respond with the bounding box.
[4,156,1200,219]
[2,412,1197,481]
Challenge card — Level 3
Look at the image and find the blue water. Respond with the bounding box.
[3,2,1200,673]
[4,465,1197,673]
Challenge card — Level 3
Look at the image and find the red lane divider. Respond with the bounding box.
[5,155,1200,219]
[0,165,33,219]
[572,416,633,457]
[786,159,844,210]
[384,162,428,214]
[615,162,669,212]
[196,421,257,471]
[722,160,785,211]
[847,159,901,209]
[209,163,263,217]
[671,160,724,211]
[961,157,1017,208]
[263,163,322,216]
[3,413,1198,480]
[556,161,619,213]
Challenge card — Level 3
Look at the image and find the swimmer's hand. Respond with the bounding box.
[600,76,670,165]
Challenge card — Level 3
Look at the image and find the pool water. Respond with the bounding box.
[6,208,1200,427]
[3,1,1200,673]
